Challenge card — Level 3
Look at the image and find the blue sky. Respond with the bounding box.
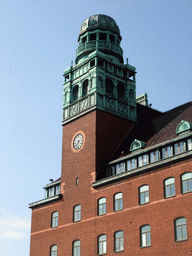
[0,0,191,255]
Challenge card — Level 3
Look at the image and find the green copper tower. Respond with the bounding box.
[63,14,137,124]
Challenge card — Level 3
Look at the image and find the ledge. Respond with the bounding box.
[28,194,62,209]
[92,150,192,188]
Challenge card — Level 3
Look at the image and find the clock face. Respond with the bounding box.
[73,133,84,150]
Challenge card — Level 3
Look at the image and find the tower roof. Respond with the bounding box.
[79,14,120,38]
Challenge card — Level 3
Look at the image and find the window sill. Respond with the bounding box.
[176,239,188,243]
[141,245,151,249]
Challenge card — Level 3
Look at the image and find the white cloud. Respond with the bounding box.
[0,209,31,240]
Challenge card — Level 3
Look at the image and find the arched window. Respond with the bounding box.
[90,77,95,89]
[129,89,134,100]
[73,240,80,256]
[140,225,151,247]
[114,193,123,211]
[114,231,124,252]
[98,197,106,216]
[139,185,149,205]
[98,77,103,87]
[105,78,113,94]
[73,205,81,222]
[181,172,192,194]
[73,85,79,101]
[164,178,175,198]
[82,79,88,96]
[98,234,106,255]
[117,83,125,98]
[175,217,187,241]
[65,91,68,102]
[50,245,57,256]
[51,211,58,228]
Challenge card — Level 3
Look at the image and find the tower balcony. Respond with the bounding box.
[76,41,123,64]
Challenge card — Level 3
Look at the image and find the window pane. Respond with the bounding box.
[140,185,149,192]
[176,218,186,225]
[182,225,187,240]
[145,191,149,203]
[166,186,170,197]
[171,184,175,196]
[115,193,122,199]
[142,225,150,232]
[140,193,145,204]
[142,234,146,247]
[187,139,192,150]
[147,232,151,246]
[165,178,174,185]
[183,180,188,193]
[182,172,192,180]
[176,226,182,240]
[188,179,192,191]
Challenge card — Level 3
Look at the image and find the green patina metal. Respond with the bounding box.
[62,14,137,124]
[176,120,192,135]
[130,139,146,152]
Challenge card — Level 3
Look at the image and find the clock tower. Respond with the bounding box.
[62,14,137,187]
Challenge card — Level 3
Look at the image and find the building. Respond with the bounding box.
[29,15,192,256]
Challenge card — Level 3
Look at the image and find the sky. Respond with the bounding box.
[0,0,191,255]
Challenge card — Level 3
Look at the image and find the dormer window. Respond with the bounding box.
[176,120,192,135]
[130,139,145,152]
[45,182,61,198]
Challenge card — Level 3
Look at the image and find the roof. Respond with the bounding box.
[112,101,192,160]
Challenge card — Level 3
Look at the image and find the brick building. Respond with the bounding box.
[29,15,192,256]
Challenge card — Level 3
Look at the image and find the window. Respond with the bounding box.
[106,166,115,177]
[105,78,113,94]
[127,158,137,171]
[90,33,96,41]
[82,36,87,43]
[74,205,81,222]
[187,138,192,150]
[82,79,88,96]
[99,33,107,40]
[174,141,185,155]
[98,59,104,67]
[117,83,125,99]
[90,77,95,88]
[129,89,134,100]
[55,185,60,195]
[140,225,151,247]
[138,154,148,167]
[175,217,187,241]
[116,163,125,174]
[114,231,124,252]
[90,59,95,67]
[51,211,58,228]
[98,198,106,216]
[73,85,79,101]
[162,146,172,159]
[139,185,149,205]
[181,172,192,194]
[164,178,175,198]
[110,34,115,42]
[50,245,57,256]
[114,193,123,211]
[49,187,54,197]
[150,150,159,163]
[98,235,106,255]
[98,77,103,87]
[73,240,80,256]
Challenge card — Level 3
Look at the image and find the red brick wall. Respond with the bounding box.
[30,108,192,255]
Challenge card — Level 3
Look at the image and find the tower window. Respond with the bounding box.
[99,33,107,40]
[73,85,79,101]
[82,79,88,96]
[98,59,104,67]
[98,77,103,87]
[140,225,151,247]
[73,205,81,222]
[117,83,125,98]
[175,217,187,241]
[65,74,69,83]
[129,89,134,100]
[82,36,87,44]
[90,33,96,41]
[114,231,124,252]
[105,78,113,94]
[51,211,58,228]
[110,34,115,42]
[90,59,95,67]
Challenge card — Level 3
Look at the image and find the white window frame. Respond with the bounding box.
[140,185,149,205]
[114,193,123,211]
[74,205,81,222]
